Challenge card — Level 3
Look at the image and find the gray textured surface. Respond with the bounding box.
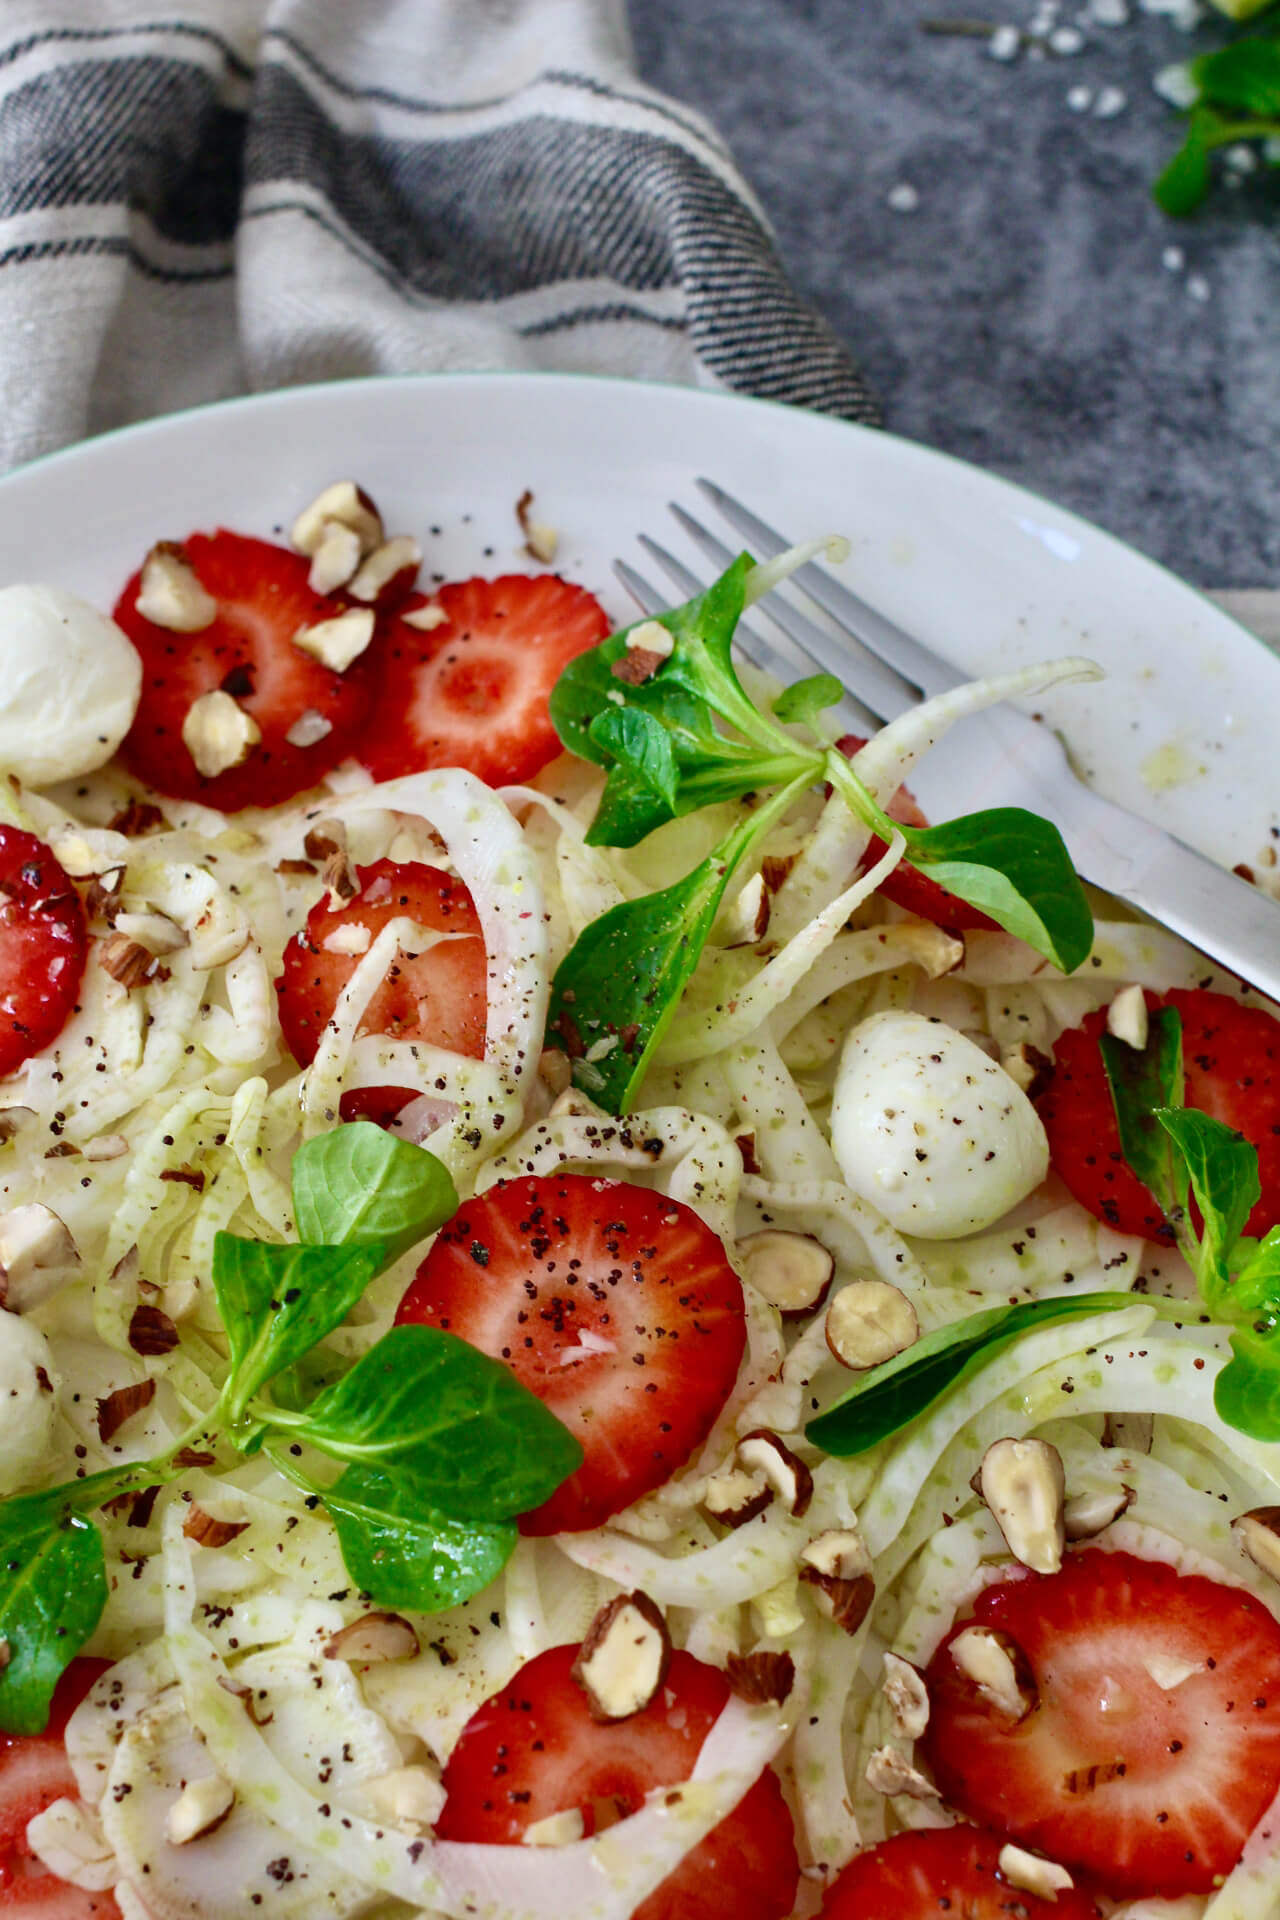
[629,0,1279,588]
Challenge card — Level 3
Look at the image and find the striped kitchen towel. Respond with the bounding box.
[0,0,878,475]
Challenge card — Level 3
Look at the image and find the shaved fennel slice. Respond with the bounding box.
[656,833,906,1065]
[769,923,963,1044]
[848,655,1102,805]
[737,1175,928,1294]
[722,1035,841,1186]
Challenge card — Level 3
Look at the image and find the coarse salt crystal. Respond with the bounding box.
[1162,245,1185,272]
[1224,144,1259,175]
[1186,273,1211,304]
[1152,62,1199,109]
[887,183,920,213]
[1088,0,1129,22]
[1050,25,1086,52]
[1067,84,1094,111]
[989,24,1021,59]
[1094,86,1127,118]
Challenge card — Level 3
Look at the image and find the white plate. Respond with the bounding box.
[0,371,1275,863]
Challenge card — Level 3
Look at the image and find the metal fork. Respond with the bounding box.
[615,479,1280,1002]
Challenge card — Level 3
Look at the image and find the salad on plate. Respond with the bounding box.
[0,475,1277,1920]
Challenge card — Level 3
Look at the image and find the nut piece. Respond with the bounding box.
[864,1746,939,1800]
[725,1650,796,1705]
[998,1843,1074,1901]
[1102,1410,1153,1454]
[979,1437,1066,1575]
[1234,1507,1280,1585]
[182,689,261,778]
[522,1807,586,1848]
[136,542,217,632]
[112,910,187,955]
[322,923,372,956]
[798,1528,875,1634]
[292,606,376,673]
[572,1591,671,1722]
[825,1280,919,1371]
[183,1504,249,1549]
[1063,1482,1133,1540]
[285,708,335,749]
[625,619,674,663]
[704,1466,774,1530]
[1143,1652,1202,1690]
[949,1625,1037,1723]
[736,1231,834,1319]
[515,489,560,565]
[127,1304,179,1356]
[307,520,363,595]
[0,1203,80,1311]
[96,1379,156,1443]
[402,600,449,632]
[1106,983,1149,1052]
[718,871,771,947]
[736,1431,814,1517]
[291,482,383,559]
[99,933,161,990]
[164,1774,235,1846]
[1000,1041,1053,1099]
[323,1612,420,1664]
[882,1652,929,1740]
[347,534,422,606]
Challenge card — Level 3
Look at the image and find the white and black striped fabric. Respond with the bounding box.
[0,0,878,473]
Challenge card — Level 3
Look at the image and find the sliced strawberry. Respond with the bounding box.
[819,1826,1102,1918]
[0,830,87,1078]
[395,1174,746,1534]
[435,1643,798,1920]
[0,1659,118,1916]
[274,861,487,1091]
[921,1549,1280,1897]
[358,576,610,787]
[1036,987,1280,1242]
[837,735,999,935]
[114,529,376,811]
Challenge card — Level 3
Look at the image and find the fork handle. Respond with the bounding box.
[1058,779,1280,1005]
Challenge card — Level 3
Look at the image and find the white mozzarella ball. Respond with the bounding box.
[0,586,141,786]
[0,1311,58,1494]
[831,1010,1049,1239]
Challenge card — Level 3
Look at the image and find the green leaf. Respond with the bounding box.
[324,1465,515,1612]
[279,1324,582,1521]
[546,791,798,1115]
[1155,1105,1261,1298]
[1215,1326,1280,1442]
[1194,36,1280,117]
[588,707,681,811]
[0,1491,107,1734]
[292,1124,457,1260]
[214,1235,384,1426]
[1154,112,1216,216]
[827,757,1094,975]
[773,673,844,727]
[806,1291,1142,1457]
[1236,1226,1280,1313]
[1100,1007,1187,1221]
[902,810,1094,973]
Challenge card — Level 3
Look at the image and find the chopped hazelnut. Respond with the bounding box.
[572,1591,671,1721]
[825,1279,918,1371]
[736,1230,833,1318]
[979,1437,1066,1575]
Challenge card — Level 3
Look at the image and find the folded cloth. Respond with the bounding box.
[0,0,878,473]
